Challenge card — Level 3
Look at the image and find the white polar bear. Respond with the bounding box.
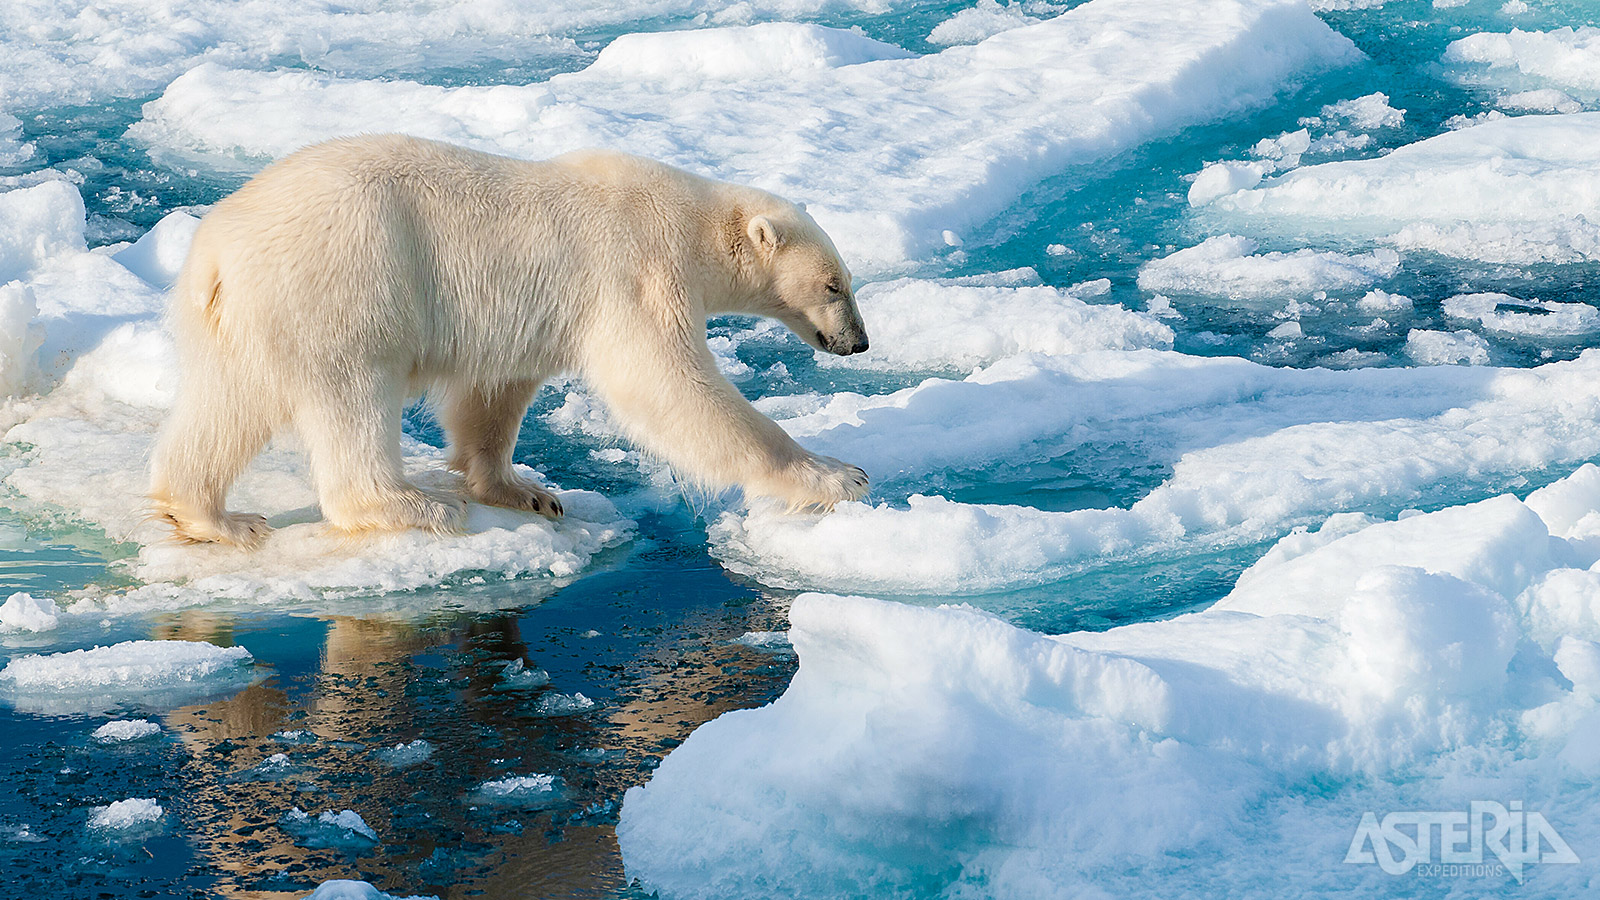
[150,135,870,547]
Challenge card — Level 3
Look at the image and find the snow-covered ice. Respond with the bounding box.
[1204,112,1600,264]
[1442,292,1600,337]
[1405,328,1492,366]
[1137,234,1400,301]
[130,0,1359,272]
[1444,27,1600,98]
[0,592,58,633]
[0,639,253,715]
[621,464,1600,896]
[302,882,440,900]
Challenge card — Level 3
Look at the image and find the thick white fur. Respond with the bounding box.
[149,135,871,547]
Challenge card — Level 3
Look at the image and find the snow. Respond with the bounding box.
[1442,292,1600,337]
[620,463,1600,895]
[0,0,915,112]
[91,719,160,743]
[110,212,201,289]
[280,807,378,848]
[0,592,58,633]
[0,639,251,694]
[130,0,1360,272]
[1136,234,1400,300]
[473,773,565,808]
[708,350,1600,594]
[1206,112,1600,265]
[1445,27,1600,97]
[1405,329,1491,366]
[926,1,1061,46]
[88,798,162,831]
[822,275,1171,372]
[586,23,912,80]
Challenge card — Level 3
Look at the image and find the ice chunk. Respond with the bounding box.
[473,774,565,808]
[88,798,163,831]
[1442,292,1600,336]
[91,719,160,743]
[586,23,912,80]
[1187,161,1263,206]
[534,692,597,716]
[374,739,434,768]
[1502,88,1583,113]
[821,277,1171,372]
[1314,91,1405,129]
[279,807,378,849]
[1355,289,1412,312]
[1136,235,1399,300]
[732,631,793,653]
[1404,328,1490,366]
[1445,27,1600,96]
[927,0,1056,46]
[0,284,42,401]
[0,111,34,166]
[111,212,202,288]
[1207,112,1600,265]
[0,592,58,633]
[0,639,253,715]
[229,752,298,783]
[497,659,551,691]
[132,1,1360,272]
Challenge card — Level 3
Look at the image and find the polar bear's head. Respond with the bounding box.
[739,207,869,357]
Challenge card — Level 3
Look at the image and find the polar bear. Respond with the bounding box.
[149,135,870,547]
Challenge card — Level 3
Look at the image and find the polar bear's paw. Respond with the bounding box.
[469,475,564,519]
[779,454,870,513]
[160,507,273,550]
[332,487,467,537]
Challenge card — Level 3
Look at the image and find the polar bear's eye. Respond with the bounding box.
[825,281,843,296]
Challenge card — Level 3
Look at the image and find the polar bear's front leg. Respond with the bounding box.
[441,379,563,518]
[295,374,466,535]
[580,310,868,511]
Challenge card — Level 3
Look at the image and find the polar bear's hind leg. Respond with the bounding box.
[149,374,276,548]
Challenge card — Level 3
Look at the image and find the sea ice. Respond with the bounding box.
[1,639,251,693]
[374,740,435,768]
[0,592,59,633]
[130,0,1359,272]
[302,881,440,900]
[279,807,379,849]
[1442,292,1600,336]
[473,774,566,808]
[1205,112,1600,264]
[1444,27,1600,97]
[1136,234,1400,300]
[88,798,163,831]
[91,719,160,743]
[1404,328,1491,366]
[926,0,1063,45]
[621,464,1600,896]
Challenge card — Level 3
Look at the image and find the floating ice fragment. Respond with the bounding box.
[1187,161,1263,206]
[375,740,434,768]
[534,692,597,716]
[498,659,551,691]
[0,592,58,633]
[89,798,162,831]
[302,881,440,900]
[732,631,794,653]
[279,807,378,849]
[1137,235,1399,300]
[473,774,566,808]
[91,720,160,744]
[1404,329,1490,366]
[1442,292,1600,336]
[0,640,252,694]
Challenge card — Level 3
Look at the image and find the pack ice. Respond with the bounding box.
[130,0,1360,272]
[0,639,254,715]
[619,465,1600,897]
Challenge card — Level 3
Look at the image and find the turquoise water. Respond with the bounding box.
[6,1,1600,897]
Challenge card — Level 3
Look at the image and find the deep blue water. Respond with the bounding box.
[6,0,1600,897]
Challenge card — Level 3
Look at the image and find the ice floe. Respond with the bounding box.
[1136,234,1400,301]
[0,592,58,633]
[711,350,1600,594]
[1444,26,1600,99]
[621,465,1600,896]
[1405,328,1491,366]
[1204,112,1600,264]
[375,740,435,768]
[303,882,440,900]
[280,807,379,849]
[1442,292,1600,337]
[130,0,1359,272]
[473,773,566,808]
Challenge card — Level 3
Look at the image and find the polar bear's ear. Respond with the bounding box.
[747,215,781,258]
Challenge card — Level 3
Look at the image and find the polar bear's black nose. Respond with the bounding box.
[849,335,869,354]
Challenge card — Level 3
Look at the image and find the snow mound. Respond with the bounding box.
[621,465,1600,896]
[131,0,1359,272]
[927,0,1057,46]
[824,276,1171,371]
[1206,112,1600,264]
[303,881,439,900]
[1137,234,1399,300]
[587,23,912,80]
[92,719,161,743]
[89,798,163,831]
[111,212,202,288]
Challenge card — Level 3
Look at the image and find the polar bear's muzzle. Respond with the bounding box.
[818,324,870,356]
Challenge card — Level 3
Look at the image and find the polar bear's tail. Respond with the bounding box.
[170,225,224,339]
